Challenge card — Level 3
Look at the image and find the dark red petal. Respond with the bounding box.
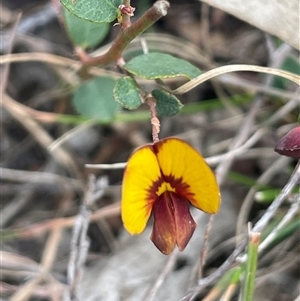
[170,192,197,251]
[150,193,176,255]
[275,126,300,159]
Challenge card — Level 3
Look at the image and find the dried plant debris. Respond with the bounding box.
[1,1,299,300]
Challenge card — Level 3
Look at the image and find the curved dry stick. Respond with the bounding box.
[0,52,119,77]
[0,52,80,68]
[172,65,300,94]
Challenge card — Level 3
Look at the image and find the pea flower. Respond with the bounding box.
[121,137,221,255]
[274,126,300,159]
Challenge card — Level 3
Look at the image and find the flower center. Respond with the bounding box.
[156,181,176,196]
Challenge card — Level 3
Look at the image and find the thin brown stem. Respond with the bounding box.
[82,1,170,67]
[146,95,160,143]
[198,215,214,279]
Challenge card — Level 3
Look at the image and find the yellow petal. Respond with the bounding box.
[121,145,162,234]
[154,138,220,213]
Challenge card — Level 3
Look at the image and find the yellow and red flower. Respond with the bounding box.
[121,137,220,255]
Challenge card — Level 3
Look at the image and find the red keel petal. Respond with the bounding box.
[150,192,176,255]
[150,192,197,255]
[274,126,300,158]
[170,192,196,251]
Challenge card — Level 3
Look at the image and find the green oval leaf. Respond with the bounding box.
[63,7,109,49]
[73,76,119,121]
[152,89,183,117]
[124,52,201,80]
[113,76,142,109]
[60,0,122,23]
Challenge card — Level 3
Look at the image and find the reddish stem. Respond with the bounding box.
[82,1,170,67]
[119,0,135,30]
[146,95,160,143]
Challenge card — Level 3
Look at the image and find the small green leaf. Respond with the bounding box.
[152,89,183,117]
[124,53,201,80]
[113,76,142,109]
[73,76,119,121]
[63,7,109,48]
[60,0,122,23]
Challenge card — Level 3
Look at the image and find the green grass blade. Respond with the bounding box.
[241,232,261,301]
